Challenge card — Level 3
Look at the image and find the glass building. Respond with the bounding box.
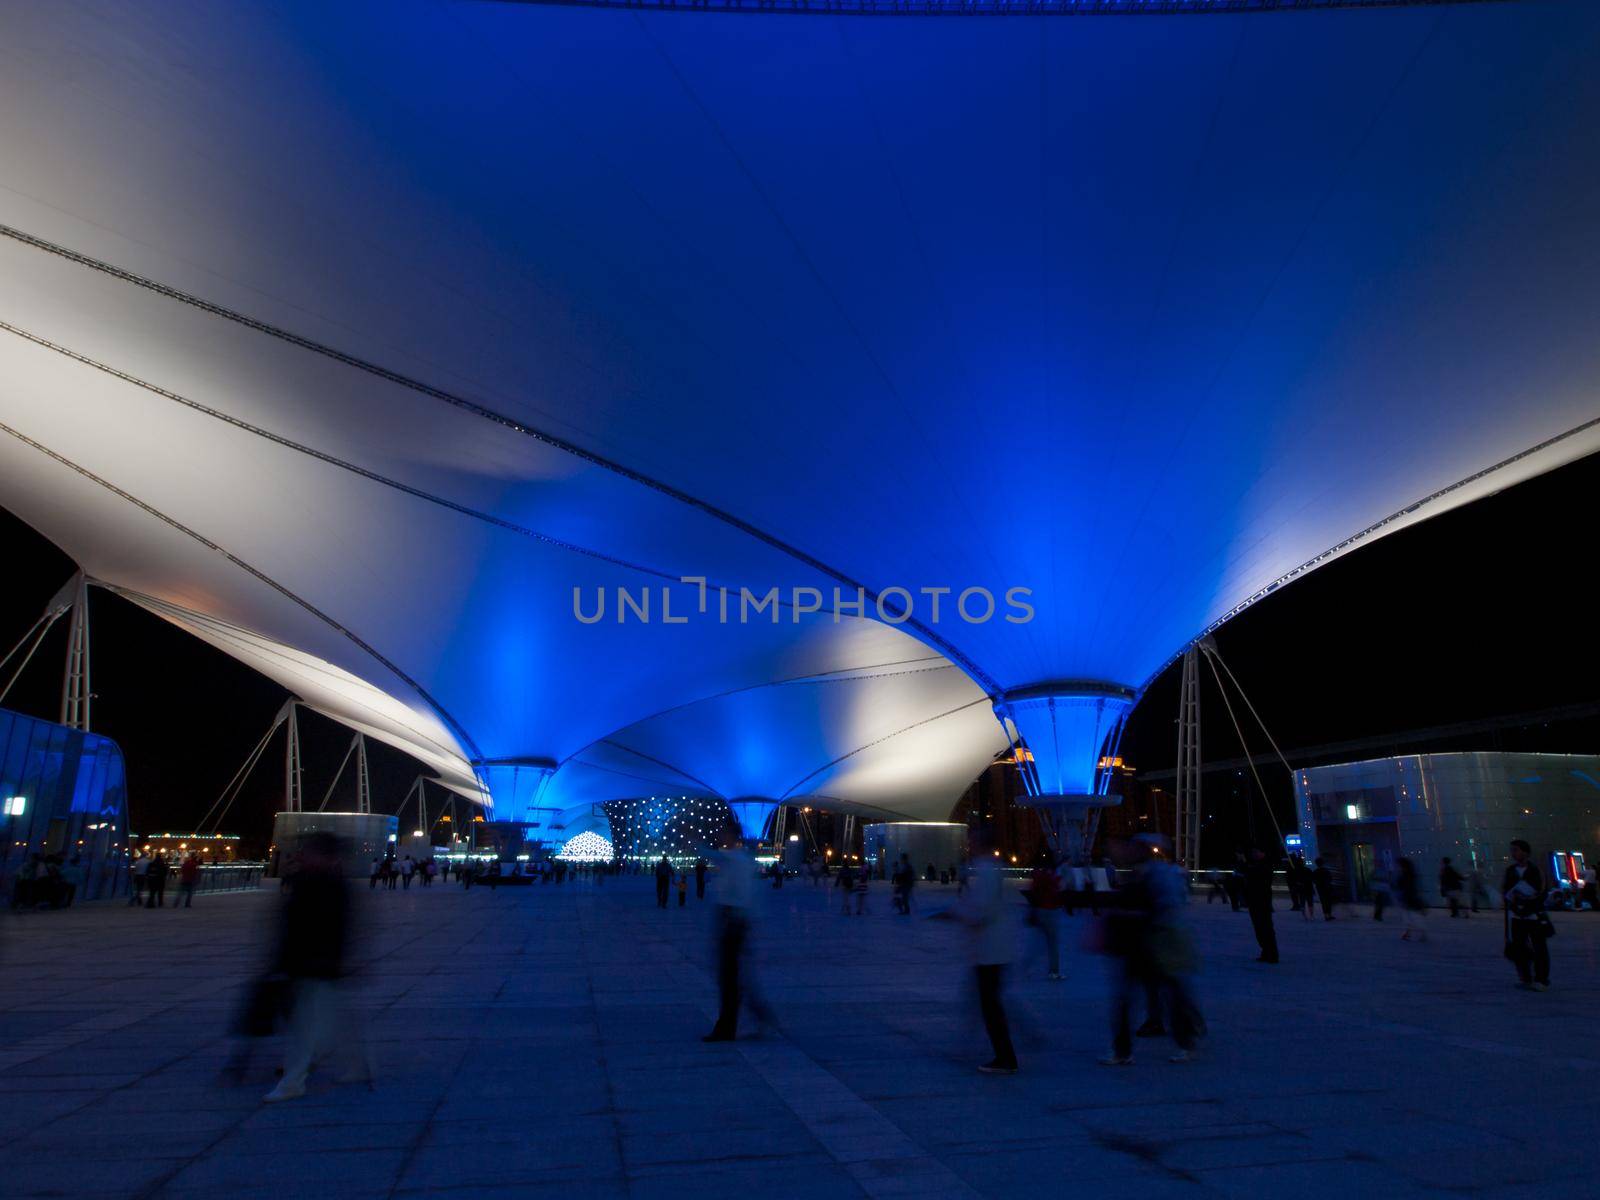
[0,705,130,901]
[1294,752,1600,903]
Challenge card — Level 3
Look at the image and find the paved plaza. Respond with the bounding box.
[1,875,1594,1200]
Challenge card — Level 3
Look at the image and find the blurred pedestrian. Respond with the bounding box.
[263,833,370,1101]
[129,853,149,907]
[176,853,200,908]
[1371,865,1391,921]
[1439,857,1465,918]
[1395,858,1427,942]
[1101,836,1202,1065]
[59,855,85,907]
[893,853,916,915]
[837,862,856,914]
[959,839,1018,1074]
[1286,853,1306,913]
[1291,855,1316,921]
[1244,848,1278,963]
[1025,855,1062,980]
[655,855,672,908]
[703,840,776,1042]
[1312,857,1337,920]
[146,853,169,908]
[1502,839,1551,990]
[695,856,708,900]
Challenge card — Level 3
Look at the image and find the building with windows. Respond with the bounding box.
[1294,752,1600,903]
[0,705,129,901]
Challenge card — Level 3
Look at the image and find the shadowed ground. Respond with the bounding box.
[1,874,1594,1199]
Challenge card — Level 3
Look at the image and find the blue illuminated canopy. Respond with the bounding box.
[0,0,1595,821]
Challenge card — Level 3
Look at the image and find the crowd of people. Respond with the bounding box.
[19,824,1557,1101]
[128,850,202,908]
[8,852,89,910]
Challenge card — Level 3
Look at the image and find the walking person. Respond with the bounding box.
[1286,853,1305,914]
[1469,867,1491,914]
[146,853,170,908]
[1395,858,1427,942]
[892,854,912,915]
[263,833,371,1101]
[959,836,1018,1073]
[1371,864,1391,921]
[130,852,150,907]
[694,856,708,900]
[59,855,86,907]
[176,853,200,908]
[1025,855,1063,980]
[369,857,381,890]
[1291,856,1316,922]
[703,840,776,1042]
[655,855,672,908]
[1102,835,1202,1065]
[1503,839,1552,990]
[837,862,856,914]
[1439,857,1466,918]
[676,870,688,907]
[1244,848,1278,963]
[1312,857,1337,920]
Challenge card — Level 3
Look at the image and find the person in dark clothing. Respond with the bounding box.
[1395,857,1427,942]
[1244,849,1278,963]
[1312,857,1337,920]
[263,833,370,1101]
[1439,858,1466,918]
[1503,839,1551,989]
[654,855,672,908]
[694,856,708,900]
[1227,854,1246,912]
[1290,855,1316,922]
[145,854,170,908]
[1102,836,1201,1066]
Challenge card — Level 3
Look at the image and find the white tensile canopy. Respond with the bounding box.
[1,1,1596,821]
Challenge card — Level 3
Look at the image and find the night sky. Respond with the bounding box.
[2,450,1595,855]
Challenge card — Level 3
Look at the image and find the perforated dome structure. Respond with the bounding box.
[1,1,1596,825]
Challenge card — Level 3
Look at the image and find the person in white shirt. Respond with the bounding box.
[959,835,1018,1073]
[1502,839,1550,989]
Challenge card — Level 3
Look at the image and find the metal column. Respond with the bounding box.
[284,702,304,813]
[356,733,371,814]
[59,573,91,731]
[1174,648,1202,871]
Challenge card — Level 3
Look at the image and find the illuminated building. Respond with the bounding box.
[602,797,730,864]
[555,831,615,864]
[132,833,240,862]
[1295,753,1600,904]
[0,705,128,900]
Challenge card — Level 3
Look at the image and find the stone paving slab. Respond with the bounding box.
[2,876,1595,1199]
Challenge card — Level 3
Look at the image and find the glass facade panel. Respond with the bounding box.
[0,706,130,903]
